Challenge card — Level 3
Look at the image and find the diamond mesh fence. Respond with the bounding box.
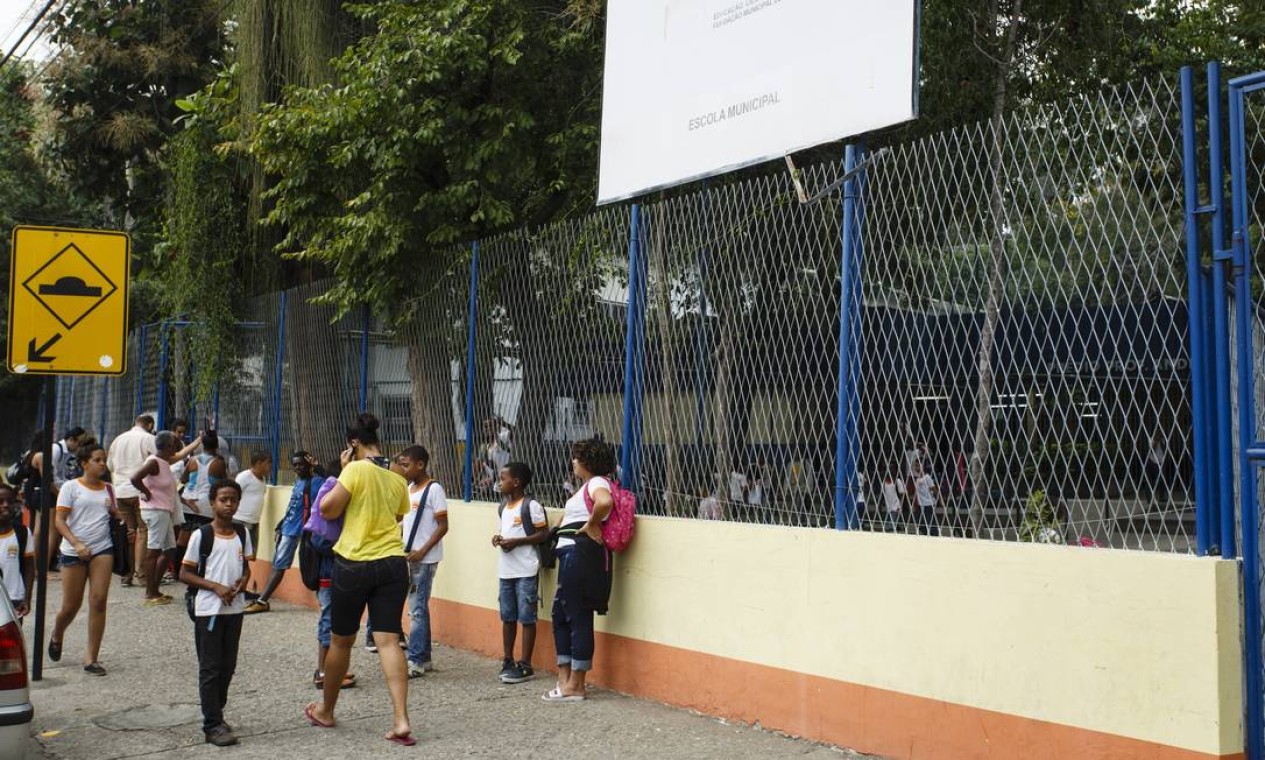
[54,74,1201,550]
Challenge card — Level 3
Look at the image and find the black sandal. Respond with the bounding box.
[83,662,106,676]
[48,640,61,662]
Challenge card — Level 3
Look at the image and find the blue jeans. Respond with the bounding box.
[316,586,332,648]
[499,576,539,624]
[551,546,595,672]
[407,561,438,664]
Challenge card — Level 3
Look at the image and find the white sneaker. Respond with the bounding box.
[408,661,426,679]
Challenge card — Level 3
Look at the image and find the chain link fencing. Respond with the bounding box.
[54,74,1199,550]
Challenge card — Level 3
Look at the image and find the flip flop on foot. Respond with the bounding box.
[48,639,61,662]
[541,687,585,703]
[304,702,334,728]
[386,731,417,746]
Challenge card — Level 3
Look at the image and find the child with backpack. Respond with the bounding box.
[397,445,447,677]
[0,484,33,620]
[179,480,253,747]
[491,462,549,684]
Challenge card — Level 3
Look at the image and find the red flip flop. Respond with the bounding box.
[386,732,417,746]
[304,702,334,728]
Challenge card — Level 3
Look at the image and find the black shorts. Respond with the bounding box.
[329,555,408,637]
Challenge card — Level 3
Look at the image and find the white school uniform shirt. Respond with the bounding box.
[498,497,548,579]
[56,479,115,557]
[914,474,937,507]
[401,481,448,564]
[108,426,157,499]
[234,470,267,526]
[182,528,254,617]
[558,476,611,549]
[698,495,722,520]
[728,471,747,502]
[882,481,902,513]
[0,529,32,602]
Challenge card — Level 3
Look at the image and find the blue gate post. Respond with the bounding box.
[1229,68,1265,760]
[620,205,647,491]
[834,144,865,530]
[97,378,108,444]
[464,242,480,502]
[156,323,170,431]
[1207,62,1238,559]
[135,324,148,417]
[270,292,288,484]
[1181,66,1214,556]
[360,304,371,412]
[212,383,221,429]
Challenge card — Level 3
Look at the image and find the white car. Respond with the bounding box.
[0,595,33,758]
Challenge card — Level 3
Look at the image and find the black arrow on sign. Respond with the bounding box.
[27,333,62,363]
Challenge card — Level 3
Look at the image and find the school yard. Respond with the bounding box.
[27,576,870,759]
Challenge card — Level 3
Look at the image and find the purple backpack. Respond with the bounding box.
[304,478,343,542]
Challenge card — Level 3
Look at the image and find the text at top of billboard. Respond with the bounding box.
[597,0,920,205]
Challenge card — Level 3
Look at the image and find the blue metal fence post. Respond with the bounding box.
[1203,271,1222,551]
[620,205,647,491]
[834,144,865,530]
[464,242,480,502]
[97,378,108,444]
[270,292,288,485]
[156,323,170,431]
[360,304,371,412]
[1229,68,1265,760]
[1181,66,1213,556]
[135,323,148,417]
[212,383,221,429]
[1208,62,1237,559]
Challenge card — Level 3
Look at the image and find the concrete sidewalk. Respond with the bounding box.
[29,575,869,759]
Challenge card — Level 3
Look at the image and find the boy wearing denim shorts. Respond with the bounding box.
[491,462,549,684]
[244,452,323,614]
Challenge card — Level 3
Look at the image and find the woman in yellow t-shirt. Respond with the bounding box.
[303,413,415,747]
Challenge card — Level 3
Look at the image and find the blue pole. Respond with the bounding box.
[270,292,288,485]
[620,205,646,489]
[834,144,864,530]
[1229,70,1265,760]
[97,378,107,445]
[1209,62,1236,559]
[157,323,170,431]
[1203,271,1222,552]
[464,242,479,502]
[360,304,371,412]
[135,323,148,417]
[1181,66,1213,557]
[212,383,221,429]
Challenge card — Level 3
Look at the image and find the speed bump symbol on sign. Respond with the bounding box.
[7,226,130,376]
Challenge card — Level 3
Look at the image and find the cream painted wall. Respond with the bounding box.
[431,500,1243,757]
[256,485,1242,755]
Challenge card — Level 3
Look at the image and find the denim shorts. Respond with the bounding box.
[59,547,114,567]
[499,576,539,624]
[273,534,300,570]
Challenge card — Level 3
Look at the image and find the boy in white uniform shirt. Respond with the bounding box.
[0,485,33,618]
[232,452,271,560]
[180,481,253,748]
[397,445,447,677]
[492,462,549,685]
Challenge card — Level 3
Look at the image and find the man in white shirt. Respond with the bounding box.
[233,452,271,559]
[108,415,156,585]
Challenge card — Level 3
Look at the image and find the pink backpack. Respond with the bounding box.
[582,478,637,553]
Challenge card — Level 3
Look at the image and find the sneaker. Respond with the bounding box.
[407,661,426,679]
[365,635,378,654]
[501,663,534,684]
[242,600,270,615]
[516,661,534,679]
[205,725,239,747]
[498,658,515,681]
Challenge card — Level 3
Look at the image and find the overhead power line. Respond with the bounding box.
[0,0,60,71]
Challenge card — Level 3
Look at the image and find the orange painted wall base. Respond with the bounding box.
[259,565,1239,760]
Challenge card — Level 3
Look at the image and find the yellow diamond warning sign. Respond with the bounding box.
[7,226,130,376]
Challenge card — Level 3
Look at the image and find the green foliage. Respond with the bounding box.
[1018,489,1066,544]
[251,0,604,316]
[42,0,228,260]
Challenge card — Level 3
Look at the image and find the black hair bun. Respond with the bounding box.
[357,413,380,432]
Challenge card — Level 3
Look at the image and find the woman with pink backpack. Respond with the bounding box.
[543,438,618,702]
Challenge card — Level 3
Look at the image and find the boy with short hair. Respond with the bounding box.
[233,451,271,558]
[491,462,549,684]
[244,451,323,614]
[180,480,253,747]
[0,485,33,619]
[397,445,447,677]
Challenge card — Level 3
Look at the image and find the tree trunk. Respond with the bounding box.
[285,285,350,466]
[407,337,460,488]
[968,0,1023,538]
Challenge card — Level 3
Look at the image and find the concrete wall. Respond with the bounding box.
[256,487,1245,760]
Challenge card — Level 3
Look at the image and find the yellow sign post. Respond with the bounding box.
[7,226,130,376]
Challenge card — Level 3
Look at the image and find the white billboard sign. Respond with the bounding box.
[598,0,920,205]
